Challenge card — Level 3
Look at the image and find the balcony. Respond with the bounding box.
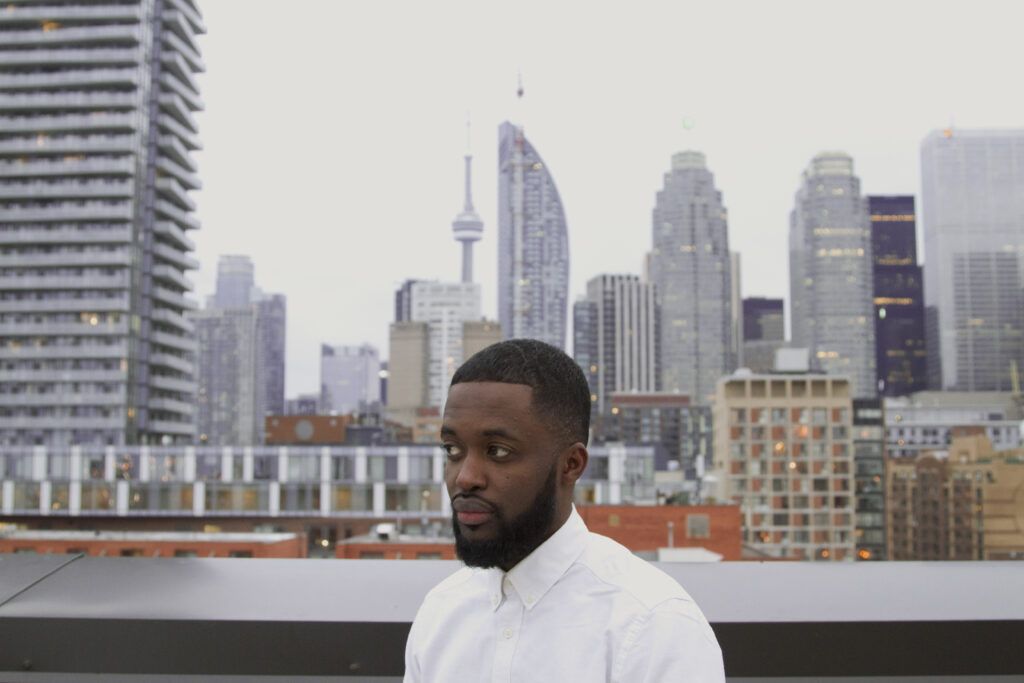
[154,198,200,231]
[151,306,195,333]
[155,175,196,211]
[158,71,203,112]
[153,219,195,251]
[0,48,139,69]
[151,263,194,291]
[0,296,130,314]
[0,273,130,291]
[0,68,139,92]
[162,27,205,73]
[0,158,135,178]
[0,5,142,24]
[0,556,1020,680]
[0,135,137,157]
[0,25,141,48]
[0,390,126,407]
[0,112,136,134]
[157,92,198,133]
[0,250,131,268]
[0,226,133,245]
[0,180,134,200]
[0,203,133,223]
[0,342,129,361]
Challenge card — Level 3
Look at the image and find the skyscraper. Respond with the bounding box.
[320,344,381,415]
[869,195,926,396]
[497,121,569,348]
[742,297,785,373]
[194,256,285,445]
[789,152,876,397]
[0,1,205,446]
[649,151,734,403]
[921,129,1024,391]
[573,274,660,415]
[406,281,480,408]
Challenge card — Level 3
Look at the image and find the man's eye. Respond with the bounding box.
[488,445,511,460]
[442,443,462,459]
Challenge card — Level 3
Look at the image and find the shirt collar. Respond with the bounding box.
[487,505,588,612]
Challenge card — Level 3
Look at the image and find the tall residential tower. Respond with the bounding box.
[0,1,206,446]
[649,151,734,404]
[497,121,569,348]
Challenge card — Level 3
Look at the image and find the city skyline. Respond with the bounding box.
[185,1,1024,396]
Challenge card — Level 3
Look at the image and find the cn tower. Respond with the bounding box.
[451,139,484,284]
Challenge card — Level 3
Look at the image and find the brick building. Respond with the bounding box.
[579,504,741,560]
[0,530,306,558]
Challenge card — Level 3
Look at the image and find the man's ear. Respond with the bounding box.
[561,443,588,486]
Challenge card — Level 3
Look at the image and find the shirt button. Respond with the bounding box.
[502,628,513,640]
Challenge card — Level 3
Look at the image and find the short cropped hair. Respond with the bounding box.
[450,339,590,445]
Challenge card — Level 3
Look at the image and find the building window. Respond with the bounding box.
[686,514,710,539]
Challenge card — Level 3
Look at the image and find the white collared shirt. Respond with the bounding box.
[404,507,724,682]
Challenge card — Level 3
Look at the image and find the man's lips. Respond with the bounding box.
[452,497,495,526]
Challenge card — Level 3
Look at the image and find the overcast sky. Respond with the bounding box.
[190,0,1024,398]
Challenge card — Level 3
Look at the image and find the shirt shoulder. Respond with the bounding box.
[578,532,697,611]
[421,565,477,605]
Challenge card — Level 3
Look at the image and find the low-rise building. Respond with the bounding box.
[0,530,305,558]
[884,391,1023,458]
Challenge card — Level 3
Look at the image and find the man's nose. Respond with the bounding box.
[453,450,487,492]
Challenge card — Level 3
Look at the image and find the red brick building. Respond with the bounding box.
[580,504,742,560]
[0,530,306,558]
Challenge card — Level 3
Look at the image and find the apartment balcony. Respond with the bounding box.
[151,264,193,292]
[0,369,126,384]
[157,93,198,132]
[0,343,129,361]
[0,68,139,92]
[155,175,196,211]
[149,374,194,394]
[153,220,196,251]
[0,320,127,337]
[0,391,126,407]
[0,226,132,245]
[152,286,197,311]
[151,330,197,353]
[148,419,195,436]
[149,397,194,416]
[0,250,131,268]
[0,135,137,157]
[0,273,130,291]
[150,353,193,375]
[166,0,207,35]
[0,48,139,69]
[156,112,201,151]
[0,25,141,48]
[0,91,137,113]
[155,156,201,190]
[0,180,134,200]
[0,416,122,431]
[0,113,136,134]
[0,557,1020,681]
[0,158,135,178]
[0,4,142,25]
[0,204,133,223]
[162,26,205,73]
[154,199,200,231]
[151,307,195,334]
[156,135,197,172]
[158,71,203,111]
[0,296,130,314]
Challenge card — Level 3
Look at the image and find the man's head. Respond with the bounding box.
[441,339,591,570]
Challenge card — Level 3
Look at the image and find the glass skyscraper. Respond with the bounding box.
[868,195,926,396]
[921,129,1024,391]
[649,151,734,404]
[789,152,876,398]
[497,121,568,349]
[0,1,205,446]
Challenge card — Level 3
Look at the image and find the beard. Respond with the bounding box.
[452,463,558,570]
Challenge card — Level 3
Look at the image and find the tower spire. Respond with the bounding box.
[452,117,484,284]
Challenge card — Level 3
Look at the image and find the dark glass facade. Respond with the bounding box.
[743,298,784,341]
[852,398,885,561]
[869,196,926,396]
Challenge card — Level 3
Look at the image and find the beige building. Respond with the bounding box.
[711,372,856,561]
[887,428,1024,560]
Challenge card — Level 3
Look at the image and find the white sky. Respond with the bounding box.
[190,0,1024,398]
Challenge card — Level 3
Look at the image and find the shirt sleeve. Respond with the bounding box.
[403,603,426,683]
[616,600,725,683]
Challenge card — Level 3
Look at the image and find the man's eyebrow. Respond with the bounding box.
[440,426,457,437]
[481,427,519,441]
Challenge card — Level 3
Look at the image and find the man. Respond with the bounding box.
[404,339,724,682]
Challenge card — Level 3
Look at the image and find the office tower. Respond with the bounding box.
[497,121,569,348]
[887,427,1024,560]
[789,152,876,397]
[921,129,1024,391]
[462,320,501,360]
[394,279,420,323]
[320,344,381,415]
[0,1,205,446]
[883,391,1023,458]
[742,297,785,373]
[386,321,429,422]
[572,274,659,415]
[451,153,483,284]
[649,151,734,404]
[730,252,743,367]
[852,398,885,561]
[194,257,285,445]
[712,373,856,561]
[572,298,599,406]
[868,196,926,396]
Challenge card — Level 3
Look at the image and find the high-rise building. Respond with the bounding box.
[572,274,659,415]
[649,151,734,404]
[921,129,1024,391]
[741,298,785,374]
[789,152,876,397]
[407,281,480,408]
[0,1,206,446]
[497,121,569,348]
[712,372,856,561]
[869,196,926,396]
[852,398,885,561]
[194,257,285,445]
[320,344,381,415]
